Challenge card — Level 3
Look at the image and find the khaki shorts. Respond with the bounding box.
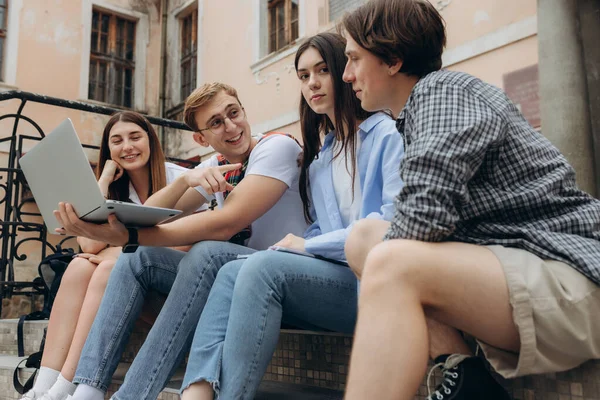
[478,245,600,378]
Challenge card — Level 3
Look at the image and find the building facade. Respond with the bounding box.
[0,0,541,159]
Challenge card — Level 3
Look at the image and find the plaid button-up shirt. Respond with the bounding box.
[385,70,600,285]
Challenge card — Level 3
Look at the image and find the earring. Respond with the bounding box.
[388,71,393,76]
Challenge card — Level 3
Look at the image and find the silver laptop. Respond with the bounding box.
[19,118,182,234]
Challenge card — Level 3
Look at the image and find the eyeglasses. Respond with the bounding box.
[199,106,246,135]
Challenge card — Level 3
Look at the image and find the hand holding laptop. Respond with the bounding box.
[54,202,129,247]
[18,119,182,233]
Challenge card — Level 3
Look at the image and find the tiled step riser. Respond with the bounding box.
[0,322,480,397]
[0,320,352,391]
[2,320,600,399]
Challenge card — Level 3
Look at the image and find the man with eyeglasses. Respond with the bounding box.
[54,82,308,400]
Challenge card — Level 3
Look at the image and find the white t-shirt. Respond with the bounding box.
[331,139,362,227]
[194,135,307,250]
[128,162,188,205]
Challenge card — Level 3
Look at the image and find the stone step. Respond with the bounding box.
[2,319,600,399]
[0,354,35,400]
[255,381,343,400]
[0,319,353,391]
[109,377,344,400]
[0,320,46,357]
[0,355,343,400]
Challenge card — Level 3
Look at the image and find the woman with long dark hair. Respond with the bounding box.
[21,112,188,400]
[178,32,405,400]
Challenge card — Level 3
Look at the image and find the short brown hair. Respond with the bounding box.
[342,0,446,77]
[183,82,242,131]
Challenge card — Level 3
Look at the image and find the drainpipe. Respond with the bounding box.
[158,0,169,149]
[538,0,596,196]
[578,0,600,196]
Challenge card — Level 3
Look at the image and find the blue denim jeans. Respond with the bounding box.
[181,250,358,399]
[73,241,254,400]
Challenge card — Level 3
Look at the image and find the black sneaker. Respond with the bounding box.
[426,354,512,400]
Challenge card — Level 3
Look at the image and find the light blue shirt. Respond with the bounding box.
[304,112,405,261]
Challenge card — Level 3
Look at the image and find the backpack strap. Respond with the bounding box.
[13,327,47,394]
[13,358,37,394]
[17,311,47,357]
[17,315,26,358]
[257,131,301,146]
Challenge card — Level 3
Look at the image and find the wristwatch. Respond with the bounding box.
[122,227,139,253]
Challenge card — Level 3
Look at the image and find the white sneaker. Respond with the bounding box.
[20,390,44,400]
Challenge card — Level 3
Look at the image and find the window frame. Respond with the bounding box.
[0,0,8,81]
[3,0,21,87]
[79,0,148,111]
[179,8,198,103]
[267,0,299,54]
[165,0,200,115]
[251,0,305,72]
[88,8,137,108]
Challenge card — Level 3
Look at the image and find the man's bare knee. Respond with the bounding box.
[359,240,424,298]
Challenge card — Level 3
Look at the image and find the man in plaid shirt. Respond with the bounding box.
[340,1,600,399]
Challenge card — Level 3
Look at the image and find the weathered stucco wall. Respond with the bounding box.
[0,0,163,154]
[171,0,539,156]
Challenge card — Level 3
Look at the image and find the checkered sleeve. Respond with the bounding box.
[385,83,505,241]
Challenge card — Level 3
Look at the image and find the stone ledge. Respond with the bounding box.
[0,319,46,357]
[2,319,600,399]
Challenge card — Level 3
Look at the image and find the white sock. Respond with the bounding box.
[31,366,60,393]
[46,374,76,400]
[69,384,104,400]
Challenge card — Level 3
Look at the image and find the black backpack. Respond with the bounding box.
[13,248,75,394]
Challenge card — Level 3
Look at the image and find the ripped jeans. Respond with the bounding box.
[181,250,358,399]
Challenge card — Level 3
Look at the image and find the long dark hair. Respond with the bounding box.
[96,111,167,202]
[295,32,372,222]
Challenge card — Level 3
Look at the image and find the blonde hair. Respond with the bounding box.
[183,82,242,131]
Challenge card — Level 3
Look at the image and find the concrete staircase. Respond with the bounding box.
[0,319,347,400]
[0,318,599,399]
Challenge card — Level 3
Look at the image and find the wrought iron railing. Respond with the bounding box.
[0,90,195,316]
